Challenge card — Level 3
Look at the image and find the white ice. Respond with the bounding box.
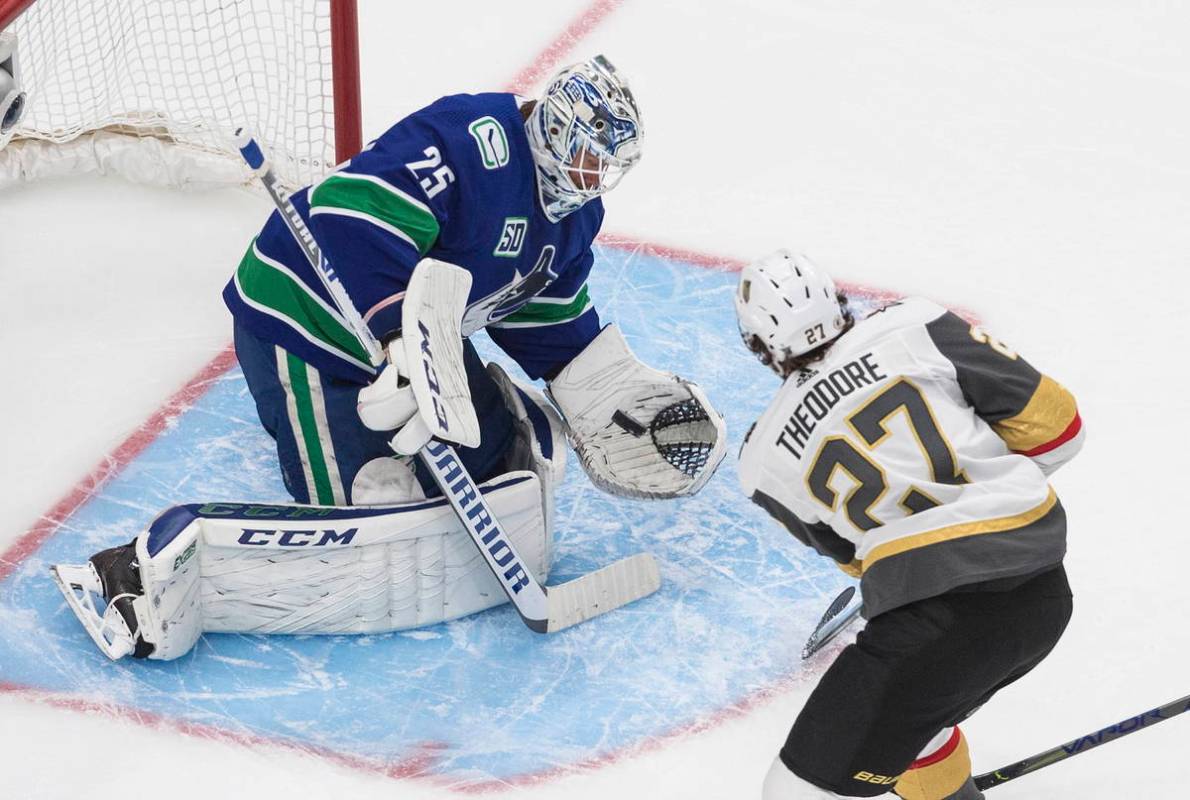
[2,0,1188,797]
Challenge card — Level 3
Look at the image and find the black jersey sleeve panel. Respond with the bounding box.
[751,490,857,566]
[924,311,1042,423]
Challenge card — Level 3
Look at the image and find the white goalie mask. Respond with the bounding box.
[735,249,849,378]
[527,54,643,222]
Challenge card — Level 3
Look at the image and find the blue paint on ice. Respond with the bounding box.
[0,246,876,784]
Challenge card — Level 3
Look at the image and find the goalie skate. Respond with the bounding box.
[51,540,155,659]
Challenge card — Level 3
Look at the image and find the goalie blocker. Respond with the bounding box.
[51,368,567,660]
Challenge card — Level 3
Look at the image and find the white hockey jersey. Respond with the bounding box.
[738,298,1084,618]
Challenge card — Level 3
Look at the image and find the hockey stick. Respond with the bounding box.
[974,693,1190,791]
[801,584,863,659]
[235,130,660,633]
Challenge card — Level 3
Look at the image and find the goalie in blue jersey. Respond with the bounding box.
[50,56,727,660]
[222,53,724,508]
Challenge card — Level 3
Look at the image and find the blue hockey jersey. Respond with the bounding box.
[223,93,605,384]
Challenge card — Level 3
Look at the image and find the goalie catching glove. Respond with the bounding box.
[548,324,726,499]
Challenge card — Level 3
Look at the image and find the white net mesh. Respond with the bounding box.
[1,0,343,190]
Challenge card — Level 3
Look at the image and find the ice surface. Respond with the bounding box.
[2,1,1189,798]
[0,246,886,789]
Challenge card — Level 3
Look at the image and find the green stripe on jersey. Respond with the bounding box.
[499,285,591,326]
[286,353,336,504]
[235,241,371,365]
[310,173,440,255]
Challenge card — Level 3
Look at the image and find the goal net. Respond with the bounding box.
[0,0,361,190]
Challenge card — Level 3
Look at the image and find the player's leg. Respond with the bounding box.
[890,569,1071,799]
[235,322,517,505]
[234,319,382,504]
[772,566,1072,800]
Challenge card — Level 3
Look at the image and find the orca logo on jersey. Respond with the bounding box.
[489,245,559,320]
[418,320,450,432]
[460,245,559,331]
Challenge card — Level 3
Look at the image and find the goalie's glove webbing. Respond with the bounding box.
[549,325,727,499]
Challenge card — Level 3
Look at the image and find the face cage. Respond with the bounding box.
[531,119,637,205]
[563,135,635,196]
[530,77,640,218]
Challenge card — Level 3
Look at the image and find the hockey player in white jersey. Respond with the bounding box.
[736,251,1083,800]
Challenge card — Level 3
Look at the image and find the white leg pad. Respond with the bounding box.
[487,362,567,567]
[96,471,549,659]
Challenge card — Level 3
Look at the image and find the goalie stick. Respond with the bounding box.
[235,130,660,633]
[974,693,1190,791]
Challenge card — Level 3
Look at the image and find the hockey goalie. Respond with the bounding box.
[50,55,727,660]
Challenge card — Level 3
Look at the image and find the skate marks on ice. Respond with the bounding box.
[0,245,888,789]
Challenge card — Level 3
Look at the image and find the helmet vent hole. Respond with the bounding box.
[804,287,811,299]
[741,280,752,302]
[782,297,793,307]
[769,314,779,325]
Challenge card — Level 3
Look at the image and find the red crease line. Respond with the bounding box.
[0,345,238,583]
[503,0,626,95]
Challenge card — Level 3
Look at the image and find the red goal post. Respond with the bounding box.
[0,0,361,189]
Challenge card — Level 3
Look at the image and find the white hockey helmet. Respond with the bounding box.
[527,54,642,221]
[735,249,849,377]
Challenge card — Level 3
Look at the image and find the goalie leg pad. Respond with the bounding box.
[52,473,550,660]
[487,362,566,566]
[547,323,727,499]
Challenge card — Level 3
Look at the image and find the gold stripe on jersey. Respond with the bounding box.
[992,375,1078,453]
[838,559,863,578]
[863,489,1058,571]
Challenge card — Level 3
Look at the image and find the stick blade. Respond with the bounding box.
[801,585,863,659]
[544,553,661,633]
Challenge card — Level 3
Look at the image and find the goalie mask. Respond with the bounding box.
[527,54,643,222]
[735,249,849,378]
